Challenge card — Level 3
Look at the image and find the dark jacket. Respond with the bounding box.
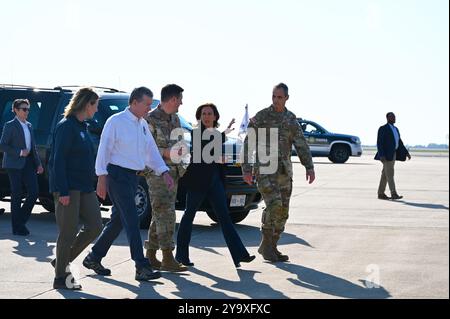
[181,125,226,191]
[0,118,41,169]
[48,116,96,196]
[374,123,410,161]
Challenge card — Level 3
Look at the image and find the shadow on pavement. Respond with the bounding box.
[187,268,288,299]
[10,237,55,263]
[274,262,391,299]
[1,210,311,262]
[85,275,165,299]
[186,224,312,257]
[398,201,449,211]
[55,289,108,299]
[164,272,235,299]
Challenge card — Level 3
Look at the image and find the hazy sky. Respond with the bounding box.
[1,0,448,145]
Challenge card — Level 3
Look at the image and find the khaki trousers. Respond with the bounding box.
[378,157,397,195]
[54,191,103,278]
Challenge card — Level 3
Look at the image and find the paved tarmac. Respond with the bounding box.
[0,154,448,299]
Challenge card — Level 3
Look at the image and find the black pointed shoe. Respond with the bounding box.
[235,255,256,268]
[13,226,30,236]
[176,258,195,267]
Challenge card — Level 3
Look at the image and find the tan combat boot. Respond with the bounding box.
[161,249,188,272]
[257,229,278,262]
[273,233,289,262]
[146,249,161,270]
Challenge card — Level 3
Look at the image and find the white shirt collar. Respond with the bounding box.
[15,117,28,125]
[125,107,141,122]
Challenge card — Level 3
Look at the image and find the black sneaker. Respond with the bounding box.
[135,265,162,281]
[82,255,111,276]
[53,274,82,290]
[378,193,391,200]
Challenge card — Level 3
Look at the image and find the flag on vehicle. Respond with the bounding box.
[238,104,249,139]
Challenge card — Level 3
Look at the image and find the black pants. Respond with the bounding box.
[7,156,38,233]
[176,168,250,266]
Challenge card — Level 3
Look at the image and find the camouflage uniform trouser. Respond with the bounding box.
[256,172,293,235]
[144,168,179,251]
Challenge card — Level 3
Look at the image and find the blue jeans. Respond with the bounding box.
[176,168,250,266]
[7,156,38,232]
[90,164,149,269]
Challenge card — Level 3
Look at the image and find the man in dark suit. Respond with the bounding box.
[0,99,43,235]
[374,112,411,200]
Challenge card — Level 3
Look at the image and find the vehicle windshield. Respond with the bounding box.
[95,98,192,130]
[300,121,328,134]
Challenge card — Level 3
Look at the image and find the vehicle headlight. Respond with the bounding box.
[351,137,361,144]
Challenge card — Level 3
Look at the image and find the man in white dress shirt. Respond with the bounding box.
[83,87,174,281]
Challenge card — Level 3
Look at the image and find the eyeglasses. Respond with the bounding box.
[18,108,30,112]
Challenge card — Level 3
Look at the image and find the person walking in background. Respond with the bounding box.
[242,83,315,263]
[48,88,104,290]
[375,112,411,200]
[0,99,43,236]
[176,103,255,268]
[143,84,188,273]
[84,87,174,282]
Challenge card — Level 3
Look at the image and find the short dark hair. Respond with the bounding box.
[386,112,395,118]
[129,87,153,105]
[274,83,289,96]
[12,98,30,109]
[161,84,184,102]
[195,103,220,128]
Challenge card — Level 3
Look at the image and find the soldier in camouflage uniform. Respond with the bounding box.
[242,83,315,262]
[143,84,188,272]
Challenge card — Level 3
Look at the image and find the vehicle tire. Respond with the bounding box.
[329,144,350,163]
[206,210,219,223]
[206,209,250,224]
[230,210,250,224]
[39,196,55,212]
[136,178,152,229]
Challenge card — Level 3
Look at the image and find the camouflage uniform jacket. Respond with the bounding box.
[143,106,186,177]
[242,105,314,178]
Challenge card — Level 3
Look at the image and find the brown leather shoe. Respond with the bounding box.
[378,193,391,200]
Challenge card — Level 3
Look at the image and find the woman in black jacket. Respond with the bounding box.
[48,88,104,290]
[176,103,255,268]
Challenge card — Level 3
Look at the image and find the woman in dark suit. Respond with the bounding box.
[176,103,255,268]
[0,99,43,236]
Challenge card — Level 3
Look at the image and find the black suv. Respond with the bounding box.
[0,85,262,227]
[294,119,363,163]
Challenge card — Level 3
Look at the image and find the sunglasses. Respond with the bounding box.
[17,107,30,112]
